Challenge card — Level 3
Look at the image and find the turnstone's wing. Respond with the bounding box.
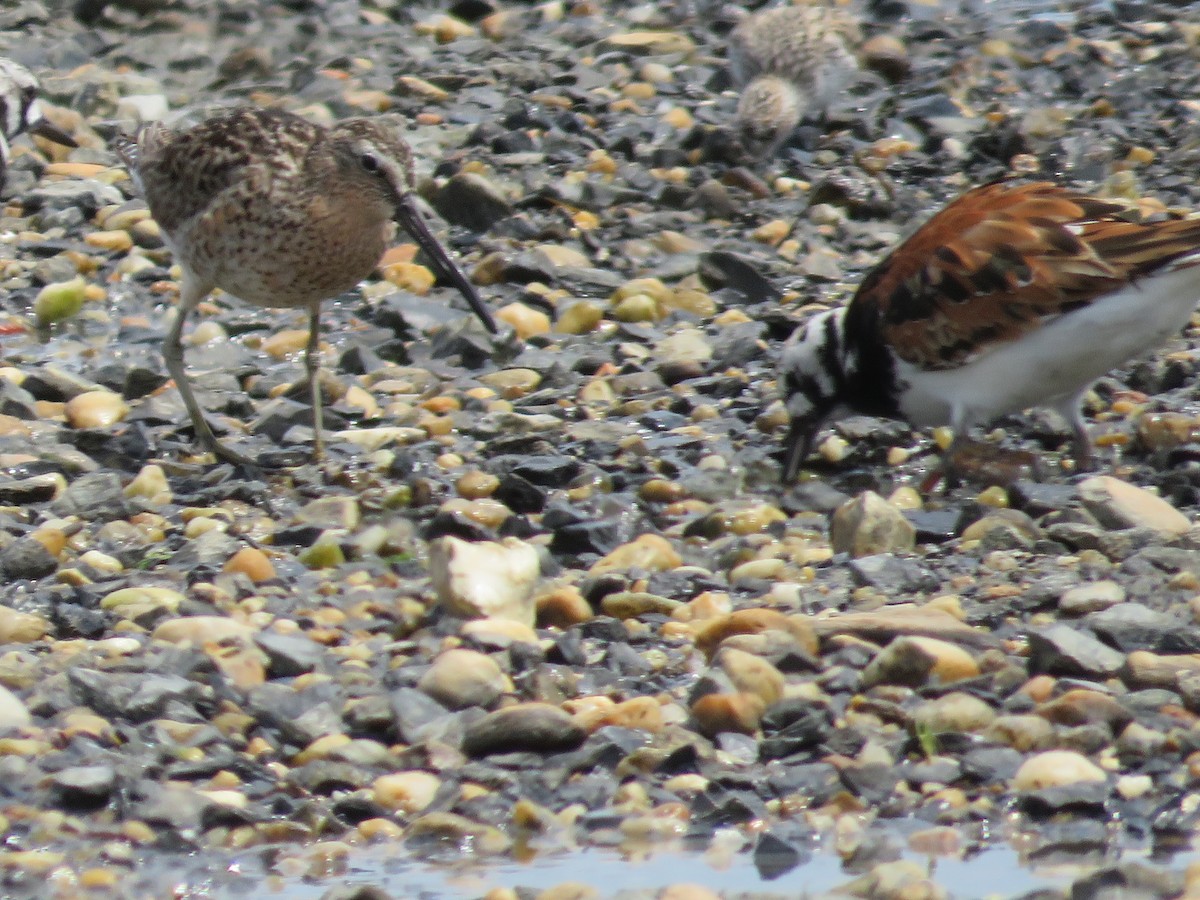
[857,181,1200,370]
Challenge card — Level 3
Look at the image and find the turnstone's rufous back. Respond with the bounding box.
[778,180,1200,481]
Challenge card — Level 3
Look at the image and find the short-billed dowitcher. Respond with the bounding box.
[727,5,861,159]
[114,106,497,465]
[0,58,77,187]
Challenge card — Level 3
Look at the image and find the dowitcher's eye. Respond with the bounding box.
[359,152,380,173]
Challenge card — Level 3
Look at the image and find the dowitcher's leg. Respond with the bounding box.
[164,273,254,466]
[306,301,324,461]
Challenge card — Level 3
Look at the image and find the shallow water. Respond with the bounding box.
[241,840,1094,898]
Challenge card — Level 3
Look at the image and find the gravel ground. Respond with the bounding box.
[2,1,1200,898]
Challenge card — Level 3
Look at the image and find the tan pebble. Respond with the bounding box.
[536,243,590,267]
[209,641,266,688]
[658,886,721,900]
[1078,475,1190,536]
[750,219,790,246]
[34,400,64,420]
[639,62,673,83]
[186,516,227,539]
[479,368,542,396]
[626,78,663,101]
[457,470,499,499]
[45,162,105,178]
[341,385,378,417]
[590,533,681,575]
[259,328,310,358]
[0,607,49,643]
[665,285,715,317]
[100,586,183,614]
[695,608,818,658]
[611,293,661,323]
[497,303,551,339]
[556,300,603,334]
[983,714,1054,752]
[691,692,765,737]
[65,391,128,429]
[888,486,922,510]
[677,591,732,623]
[661,107,693,129]
[123,464,171,504]
[152,616,253,645]
[536,585,592,628]
[1036,688,1131,730]
[0,850,64,873]
[84,230,134,252]
[534,884,600,900]
[861,636,980,688]
[578,378,615,405]
[722,503,787,536]
[358,817,404,840]
[441,497,510,530]
[604,30,694,53]
[421,395,461,414]
[418,648,510,710]
[663,774,708,796]
[717,647,784,706]
[728,557,786,584]
[1116,774,1153,800]
[29,527,65,557]
[830,490,915,557]
[860,34,911,80]
[223,547,275,582]
[580,696,664,733]
[79,867,121,889]
[188,319,225,346]
[912,691,995,734]
[294,734,351,765]
[601,591,682,619]
[907,826,962,857]
[639,478,686,503]
[1012,749,1106,790]
[435,453,464,470]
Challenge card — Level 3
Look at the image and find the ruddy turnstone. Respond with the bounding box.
[727,4,861,159]
[778,180,1200,481]
[0,58,77,187]
[114,106,497,465]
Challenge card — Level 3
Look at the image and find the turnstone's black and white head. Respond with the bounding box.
[778,180,1200,482]
[0,58,77,186]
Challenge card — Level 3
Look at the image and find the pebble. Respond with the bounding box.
[417,648,511,709]
[830,491,916,557]
[429,536,541,626]
[1012,750,1107,790]
[1077,475,1191,536]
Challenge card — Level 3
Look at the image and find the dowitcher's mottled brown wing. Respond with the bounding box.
[118,107,321,236]
[856,181,1200,370]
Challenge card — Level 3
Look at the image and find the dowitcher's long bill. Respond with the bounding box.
[113,105,496,466]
